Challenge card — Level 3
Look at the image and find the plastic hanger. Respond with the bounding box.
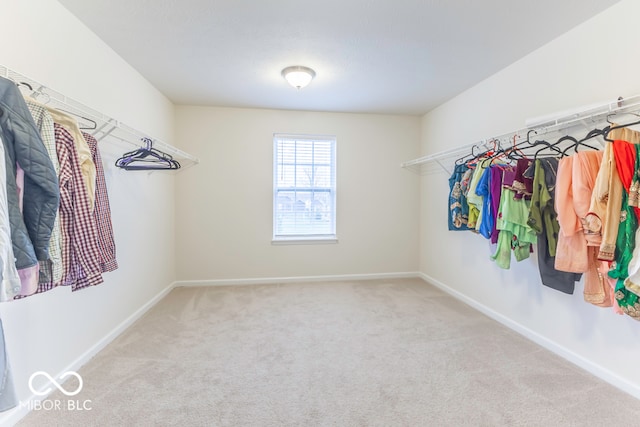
[461,140,497,168]
[454,144,481,166]
[517,140,556,161]
[475,138,501,159]
[533,135,577,160]
[115,138,181,171]
[502,132,552,160]
[560,128,602,157]
[525,129,537,145]
[603,117,640,142]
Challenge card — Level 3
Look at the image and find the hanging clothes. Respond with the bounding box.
[0,78,44,413]
[576,151,610,306]
[612,140,640,219]
[0,73,122,414]
[608,137,640,318]
[609,189,640,320]
[585,141,623,262]
[554,150,607,305]
[604,131,640,301]
[601,138,640,319]
[448,164,470,231]
[489,165,507,244]
[586,129,640,311]
[26,100,63,286]
[555,153,599,272]
[506,158,533,200]
[623,237,640,297]
[555,157,587,271]
[475,166,493,239]
[0,77,59,274]
[475,163,510,241]
[490,167,537,269]
[54,123,103,291]
[442,123,640,318]
[526,158,581,294]
[466,161,488,230]
[84,132,118,272]
[0,136,21,301]
[0,80,119,298]
[460,167,473,198]
[46,107,97,210]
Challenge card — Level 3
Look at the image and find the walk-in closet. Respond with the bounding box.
[1,1,640,426]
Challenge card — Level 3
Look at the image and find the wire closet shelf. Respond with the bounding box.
[402,95,640,175]
[0,64,199,171]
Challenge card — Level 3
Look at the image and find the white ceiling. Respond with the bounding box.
[58,0,621,116]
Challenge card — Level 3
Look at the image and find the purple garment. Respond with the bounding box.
[489,166,506,244]
[512,158,534,200]
[502,167,516,188]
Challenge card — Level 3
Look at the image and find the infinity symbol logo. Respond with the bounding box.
[28,371,84,397]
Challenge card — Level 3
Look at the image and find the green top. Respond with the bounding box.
[527,160,560,257]
[609,189,640,320]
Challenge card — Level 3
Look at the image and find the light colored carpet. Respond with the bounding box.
[17,278,640,426]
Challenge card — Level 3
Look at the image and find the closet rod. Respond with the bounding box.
[402,94,640,175]
[0,64,200,171]
[401,140,493,175]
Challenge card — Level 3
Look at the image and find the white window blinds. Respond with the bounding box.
[273,134,336,241]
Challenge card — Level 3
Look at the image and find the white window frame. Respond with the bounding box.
[272,133,337,244]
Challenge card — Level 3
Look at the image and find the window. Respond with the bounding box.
[273,134,336,243]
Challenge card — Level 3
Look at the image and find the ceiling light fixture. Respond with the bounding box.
[281,65,316,90]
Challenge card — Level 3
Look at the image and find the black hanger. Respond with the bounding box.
[560,128,602,157]
[16,81,33,91]
[603,118,640,142]
[533,135,577,160]
[527,140,562,160]
[525,129,537,145]
[115,138,181,171]
[503,132,553,160]
[459,139,498,167]
[454,144,481,166]
[499,131,562,160]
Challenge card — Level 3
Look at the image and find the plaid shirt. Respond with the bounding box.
[26,101,63,286]
[54,124,103,291]
[47,108,97,210]
[83,132,118,272]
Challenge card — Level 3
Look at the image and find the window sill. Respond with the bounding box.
[271,237,338,245]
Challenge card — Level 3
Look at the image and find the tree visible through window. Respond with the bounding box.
[273,134,336,241]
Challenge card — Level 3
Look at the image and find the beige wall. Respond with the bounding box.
[175,106,420,281]
[420,0,640,397]
[0,0,177,420]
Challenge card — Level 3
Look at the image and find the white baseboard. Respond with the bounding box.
[0,282,176,427]
[174,272,421,287]
[419,272,640,400]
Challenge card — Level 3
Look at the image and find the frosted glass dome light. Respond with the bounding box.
[282,66,316,90]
